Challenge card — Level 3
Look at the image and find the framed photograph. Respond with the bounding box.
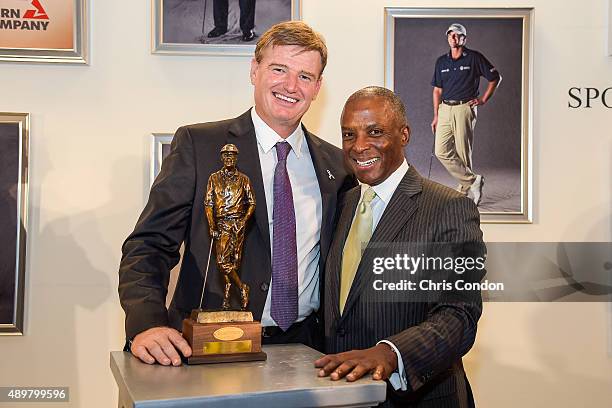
[0,0,88,64]
[0,113,29,335]
[385,8,533,223]
[153,0,301,56]
[150,133,173,187]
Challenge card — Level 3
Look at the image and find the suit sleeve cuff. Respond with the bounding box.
[377,340,408,391]
[124,303,169,340]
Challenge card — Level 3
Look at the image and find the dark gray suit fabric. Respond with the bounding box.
[324,166,485,408]
[119,109,356,340]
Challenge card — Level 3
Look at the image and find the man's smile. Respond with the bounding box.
[273,92,298,104]
[353,157,381,168]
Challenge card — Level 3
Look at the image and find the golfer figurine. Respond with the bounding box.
[204,144,256,310]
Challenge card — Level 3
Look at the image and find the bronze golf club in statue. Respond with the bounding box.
[182,144,266,364]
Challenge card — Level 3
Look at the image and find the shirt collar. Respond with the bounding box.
[251,107,304,158]
[447,46,469,60]
[361,159,409,205]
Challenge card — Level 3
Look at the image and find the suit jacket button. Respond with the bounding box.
[260,282,269,292]
[336,328,346,336]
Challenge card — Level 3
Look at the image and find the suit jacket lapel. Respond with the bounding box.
[227,109,271,256]
[370,166,422,244]
[339,166,423,321]
[303,127,337,269]
[327,187,360,324]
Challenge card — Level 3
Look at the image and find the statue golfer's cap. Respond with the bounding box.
[221,144,239,154]
[446,23,467,36]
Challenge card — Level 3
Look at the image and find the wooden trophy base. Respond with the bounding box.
[182,310,267,365]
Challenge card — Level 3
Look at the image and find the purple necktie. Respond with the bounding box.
[271,141,298,331]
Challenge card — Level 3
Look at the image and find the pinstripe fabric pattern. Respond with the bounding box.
[324,166,485,408]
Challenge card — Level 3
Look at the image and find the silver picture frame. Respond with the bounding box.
[385,7,534,224]
[0,0,88,64]
[0,112,29,335]
[150,133,173,187]
[152,0,301,56]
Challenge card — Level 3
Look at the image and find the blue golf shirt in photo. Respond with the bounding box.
[431,47,501,101]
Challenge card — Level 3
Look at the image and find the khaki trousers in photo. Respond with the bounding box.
[434,103,478,194]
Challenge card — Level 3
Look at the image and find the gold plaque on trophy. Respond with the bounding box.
[183,312,266,364]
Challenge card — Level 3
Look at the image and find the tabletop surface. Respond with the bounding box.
[110,344,387,407]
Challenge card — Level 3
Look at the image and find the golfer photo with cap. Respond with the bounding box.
[431,23,501,206]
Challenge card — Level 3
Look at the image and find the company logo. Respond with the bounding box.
[23,0,49,20]
[0,0,50,31]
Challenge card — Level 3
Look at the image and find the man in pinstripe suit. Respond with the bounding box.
[315,87,485,407]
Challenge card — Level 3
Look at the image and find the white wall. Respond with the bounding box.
[1,1,610,407]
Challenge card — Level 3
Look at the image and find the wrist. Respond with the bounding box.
[376,343,398,371]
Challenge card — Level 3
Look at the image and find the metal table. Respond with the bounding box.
[110,344,386,407]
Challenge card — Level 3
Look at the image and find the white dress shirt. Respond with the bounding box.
[251,108,322,327]
[356,159,410,391]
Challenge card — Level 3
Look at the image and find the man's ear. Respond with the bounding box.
[249,58,258,85]
[312,75,323,101]
[401,125,410,146]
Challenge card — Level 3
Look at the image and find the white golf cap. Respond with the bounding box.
[446,23,467,36]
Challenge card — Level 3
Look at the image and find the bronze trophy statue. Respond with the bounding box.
[204,143,255,311]
[182,144,266,364]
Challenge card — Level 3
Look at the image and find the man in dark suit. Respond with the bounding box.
[119,21,355,366]
[315,87,485,407]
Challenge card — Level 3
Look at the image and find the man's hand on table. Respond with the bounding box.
[314,344,398,382]
[131,327,192,366]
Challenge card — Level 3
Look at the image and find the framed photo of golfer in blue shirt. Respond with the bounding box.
[385,8,533,224]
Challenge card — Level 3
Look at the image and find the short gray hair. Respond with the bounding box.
[344,86,407,127]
